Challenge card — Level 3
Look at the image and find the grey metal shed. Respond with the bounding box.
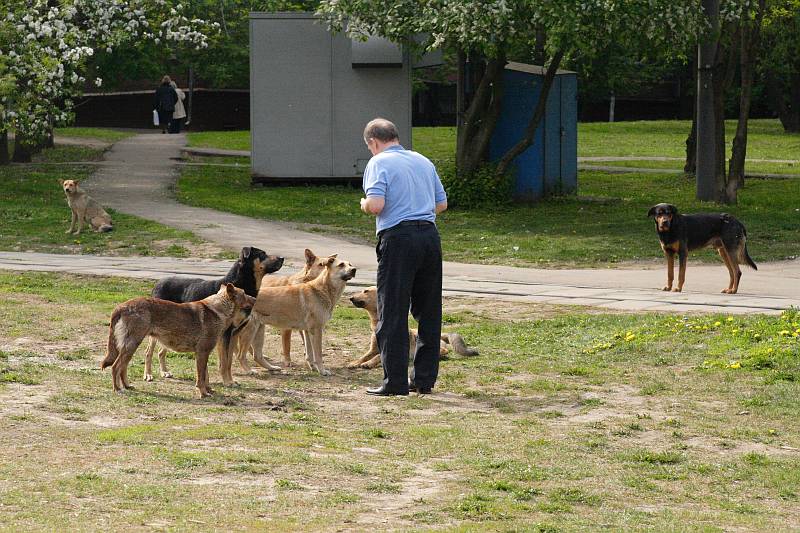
[249,12,412,183]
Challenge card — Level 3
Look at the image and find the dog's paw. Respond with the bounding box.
[161,371,172,378]
[671,288,682,292]
[347,361,362,369]
[65,229,73,234]
[144,373,154,382]
[662,286,672,292]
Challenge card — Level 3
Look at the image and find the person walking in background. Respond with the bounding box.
[153,75,177,134]
[168,80,186,134]
[360,118,448,396]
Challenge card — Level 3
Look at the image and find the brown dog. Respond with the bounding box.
[346,286,478,369]
[242,256,357,376]
[62,180,113,234]
[233,249,335,374]
[100,283,254,397]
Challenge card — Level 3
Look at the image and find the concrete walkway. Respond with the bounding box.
[3,132,797,315]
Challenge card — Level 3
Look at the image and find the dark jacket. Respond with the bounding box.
[153,83,178,113]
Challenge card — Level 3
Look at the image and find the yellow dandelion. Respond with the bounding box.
[714,321,722,327]
[727,317,734,322]
[779,330,791,336]
[729,361,741,369]
[767,348,774,353]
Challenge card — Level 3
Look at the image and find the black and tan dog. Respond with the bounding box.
[648,203,757,294]
[144,246,283,383]
[100,283,255,397]
[347,286,478,369]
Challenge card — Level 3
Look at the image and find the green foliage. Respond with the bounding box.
[90,1,320,90]
[438,161,513,209]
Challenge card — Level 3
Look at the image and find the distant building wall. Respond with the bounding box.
[249,13,412,181]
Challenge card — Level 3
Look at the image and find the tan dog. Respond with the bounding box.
[100,283,254,397]
[233,249,334,374]
[346,286,478,369]
[242,256,357,376]
[62,180,113,234]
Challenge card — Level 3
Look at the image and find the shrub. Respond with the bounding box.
[437,160,513,208]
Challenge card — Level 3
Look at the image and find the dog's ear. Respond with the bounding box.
[240,247,252,260]
[668,204,678,215]
[647,206,657,218]
[225,282,236,295]
[329,254,338,259]
[304,248,315,265]
[325,256,336,266]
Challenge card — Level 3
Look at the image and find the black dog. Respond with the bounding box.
[143,246,283,382]
[648,203,757,294]
[152,246,283,302]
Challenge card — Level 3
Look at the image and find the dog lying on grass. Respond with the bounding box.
[233,248,335,374]
[101,283,254,397]
[62,179,113,234]
[145,246,283,385]
[347,286,478,369]
[240,256,356,376]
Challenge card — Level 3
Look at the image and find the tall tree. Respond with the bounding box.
[760,0,800,132]
[0,0,216,162]
[318,0,703,186]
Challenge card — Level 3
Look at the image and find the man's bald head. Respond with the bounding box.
[364,118,400,144]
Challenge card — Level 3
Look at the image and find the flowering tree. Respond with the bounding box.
[0,0,216,162]
[318,0,705,186]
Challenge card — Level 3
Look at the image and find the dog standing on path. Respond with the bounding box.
[347,286,478,369]
[62,180,113,234]
[100,283,254,397]
[648,203,757,294]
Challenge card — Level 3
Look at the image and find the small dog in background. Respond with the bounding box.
[347,286,478,369]
[62,179,113,234]
[648,203,757,294]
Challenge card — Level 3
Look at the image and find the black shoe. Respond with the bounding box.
[366,385,408,396]
[409,381,432,394]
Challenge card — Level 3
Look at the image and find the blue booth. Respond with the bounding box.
[489,62,578,201]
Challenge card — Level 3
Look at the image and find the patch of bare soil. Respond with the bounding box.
[149,239,230,259]
[354,464,459,527]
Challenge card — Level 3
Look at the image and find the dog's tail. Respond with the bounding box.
[99,224,113,233]
[101,310,123,369]
[742,244,758,270]
[441,333,479,356]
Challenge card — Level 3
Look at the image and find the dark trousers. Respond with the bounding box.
[169,117,184,134]
[157,111,172,132]
[375,221,442,393]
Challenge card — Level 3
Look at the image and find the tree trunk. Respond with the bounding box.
[455,53,507,177]
[685,101,697,174]
[0,131,9,166]
[727,0,766,202]
[696,0,720,202]
[495,49,564,178]
[12,134,34,163]
[767,72,800,133]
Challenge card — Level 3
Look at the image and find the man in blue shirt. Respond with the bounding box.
[360,118,447,396]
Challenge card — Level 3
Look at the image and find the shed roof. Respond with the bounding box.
[505,61,575,76]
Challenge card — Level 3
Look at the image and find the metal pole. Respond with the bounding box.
[696,0,719,201]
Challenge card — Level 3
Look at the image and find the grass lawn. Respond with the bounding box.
[187,120,800,166]
[187,130,251,152]
[178,162,800,267]
[0,147,223,258]
[584,158,800,176]
[0,270,799,530]
[55,127,136,144]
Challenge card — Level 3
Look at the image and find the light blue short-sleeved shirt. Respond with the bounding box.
[362,145,447,234]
